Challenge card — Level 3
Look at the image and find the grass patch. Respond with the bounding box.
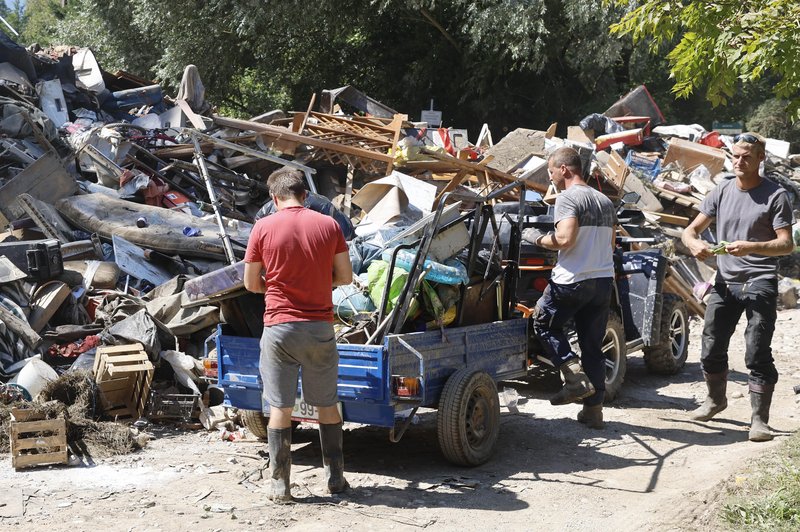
[721,430,800,530]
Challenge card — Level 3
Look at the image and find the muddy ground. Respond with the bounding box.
[2,309,799,531]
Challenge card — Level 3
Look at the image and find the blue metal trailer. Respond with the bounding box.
[213,317,528,466]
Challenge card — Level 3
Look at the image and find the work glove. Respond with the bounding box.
[521,227,552,246]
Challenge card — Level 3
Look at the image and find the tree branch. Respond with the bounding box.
[418,8,461,53]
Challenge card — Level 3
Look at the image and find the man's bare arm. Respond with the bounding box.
[536,217,578,251]
[332,251,353,287]
[726,227,794,257]
[243,261,266,293]
[682,213,713,261]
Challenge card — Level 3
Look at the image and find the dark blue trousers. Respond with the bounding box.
[701,279,779,386]
[533,277,613,406]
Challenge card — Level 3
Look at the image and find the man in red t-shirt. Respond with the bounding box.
[244,168,352,502]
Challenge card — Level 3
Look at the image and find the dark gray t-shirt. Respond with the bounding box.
[700,176,793,283]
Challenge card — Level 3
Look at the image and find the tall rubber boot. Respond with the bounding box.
[577,405,604,429]
[690,371,728,421]
[749,383,774,442]
[319,422,349,494]
[267,427,293,502]
[550,358,595,406]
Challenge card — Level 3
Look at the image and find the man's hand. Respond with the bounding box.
[521,227,552,247]
[725,240,752,257]
[686,239,711,260]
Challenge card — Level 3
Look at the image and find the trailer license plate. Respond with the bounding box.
[291,391,342,423]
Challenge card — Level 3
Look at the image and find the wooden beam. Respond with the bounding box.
[214,115,395,164]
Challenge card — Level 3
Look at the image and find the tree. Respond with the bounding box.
[23,0,698,137]
[607,0,800,120]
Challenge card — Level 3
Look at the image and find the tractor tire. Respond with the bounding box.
[643,295,690,375]
[437,369,500,466]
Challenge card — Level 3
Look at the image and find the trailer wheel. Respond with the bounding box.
[242,409,269,439]
[643,295,689,375]
[603,312,627,402]
[437,369,500,466]
[241,410,299,440]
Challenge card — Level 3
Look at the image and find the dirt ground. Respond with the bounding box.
[2,309,800,531]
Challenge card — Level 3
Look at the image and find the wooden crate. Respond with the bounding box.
[10,408,68,470]
[94,343,154,419]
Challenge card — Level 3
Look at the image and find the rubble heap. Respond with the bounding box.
[1,37,799,463]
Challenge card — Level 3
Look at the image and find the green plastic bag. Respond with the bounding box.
[367,260,419,317]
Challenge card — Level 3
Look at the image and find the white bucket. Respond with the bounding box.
[8,357,59,401]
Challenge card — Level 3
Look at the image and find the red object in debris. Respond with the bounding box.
[437,128,456,156]
[163,190,191,209]
[700,131,724,148]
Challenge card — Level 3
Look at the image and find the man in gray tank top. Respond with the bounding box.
[524,146,617,429]
[682,132,793,442]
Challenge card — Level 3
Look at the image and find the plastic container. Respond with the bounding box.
[8,356,59,401]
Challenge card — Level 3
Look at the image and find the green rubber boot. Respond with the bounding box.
[267,427,293,502]
[690,371,728,421]
[748,383,774,442]
[319,422,349,494]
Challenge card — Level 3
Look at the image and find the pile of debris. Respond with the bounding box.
[1,34,799,466]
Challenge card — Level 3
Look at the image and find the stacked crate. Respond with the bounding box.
[94,343,154,419]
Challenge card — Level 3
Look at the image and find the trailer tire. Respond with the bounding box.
[603,312,627,402]
[242,409,269,440]
[437,369,500,466]
[241,410,299,440]
[643,295,689,375]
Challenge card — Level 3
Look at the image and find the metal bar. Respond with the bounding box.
[183,128,317,193]
[190,133,236,264]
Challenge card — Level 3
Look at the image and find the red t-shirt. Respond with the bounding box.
[244,206,348,325]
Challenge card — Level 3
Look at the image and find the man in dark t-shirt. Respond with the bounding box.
[244,168,352,501]
[682,132,793,442]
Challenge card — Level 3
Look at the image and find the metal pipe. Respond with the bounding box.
[190,133,236,264]
[183,128,318,193]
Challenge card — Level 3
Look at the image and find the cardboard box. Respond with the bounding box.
[662,138,727,177]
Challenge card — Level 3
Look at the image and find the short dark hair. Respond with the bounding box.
[267,167,306,200]
[548,147,582,174]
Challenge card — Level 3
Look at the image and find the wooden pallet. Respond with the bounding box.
[10,408,68,470]
[94,343,154,419]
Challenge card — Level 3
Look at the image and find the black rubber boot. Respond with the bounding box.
[319,422,349,494]
[577,405,604,429]
[690,371,728,421]
[749,383,774,442]
[550,358,595,406]
[267,427,293,502]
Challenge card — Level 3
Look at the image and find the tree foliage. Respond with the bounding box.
[607,0,800,120]
[12,0,642,136]
[12,0,785,136]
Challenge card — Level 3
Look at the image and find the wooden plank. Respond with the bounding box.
[214,115,395,164]
[175,99,207,130]
[11,419,64,433]
[14,435,66,450]
[97,343,145,354]
[106,363,154,376]
[13,451,68,469]
[643,210,690,227]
